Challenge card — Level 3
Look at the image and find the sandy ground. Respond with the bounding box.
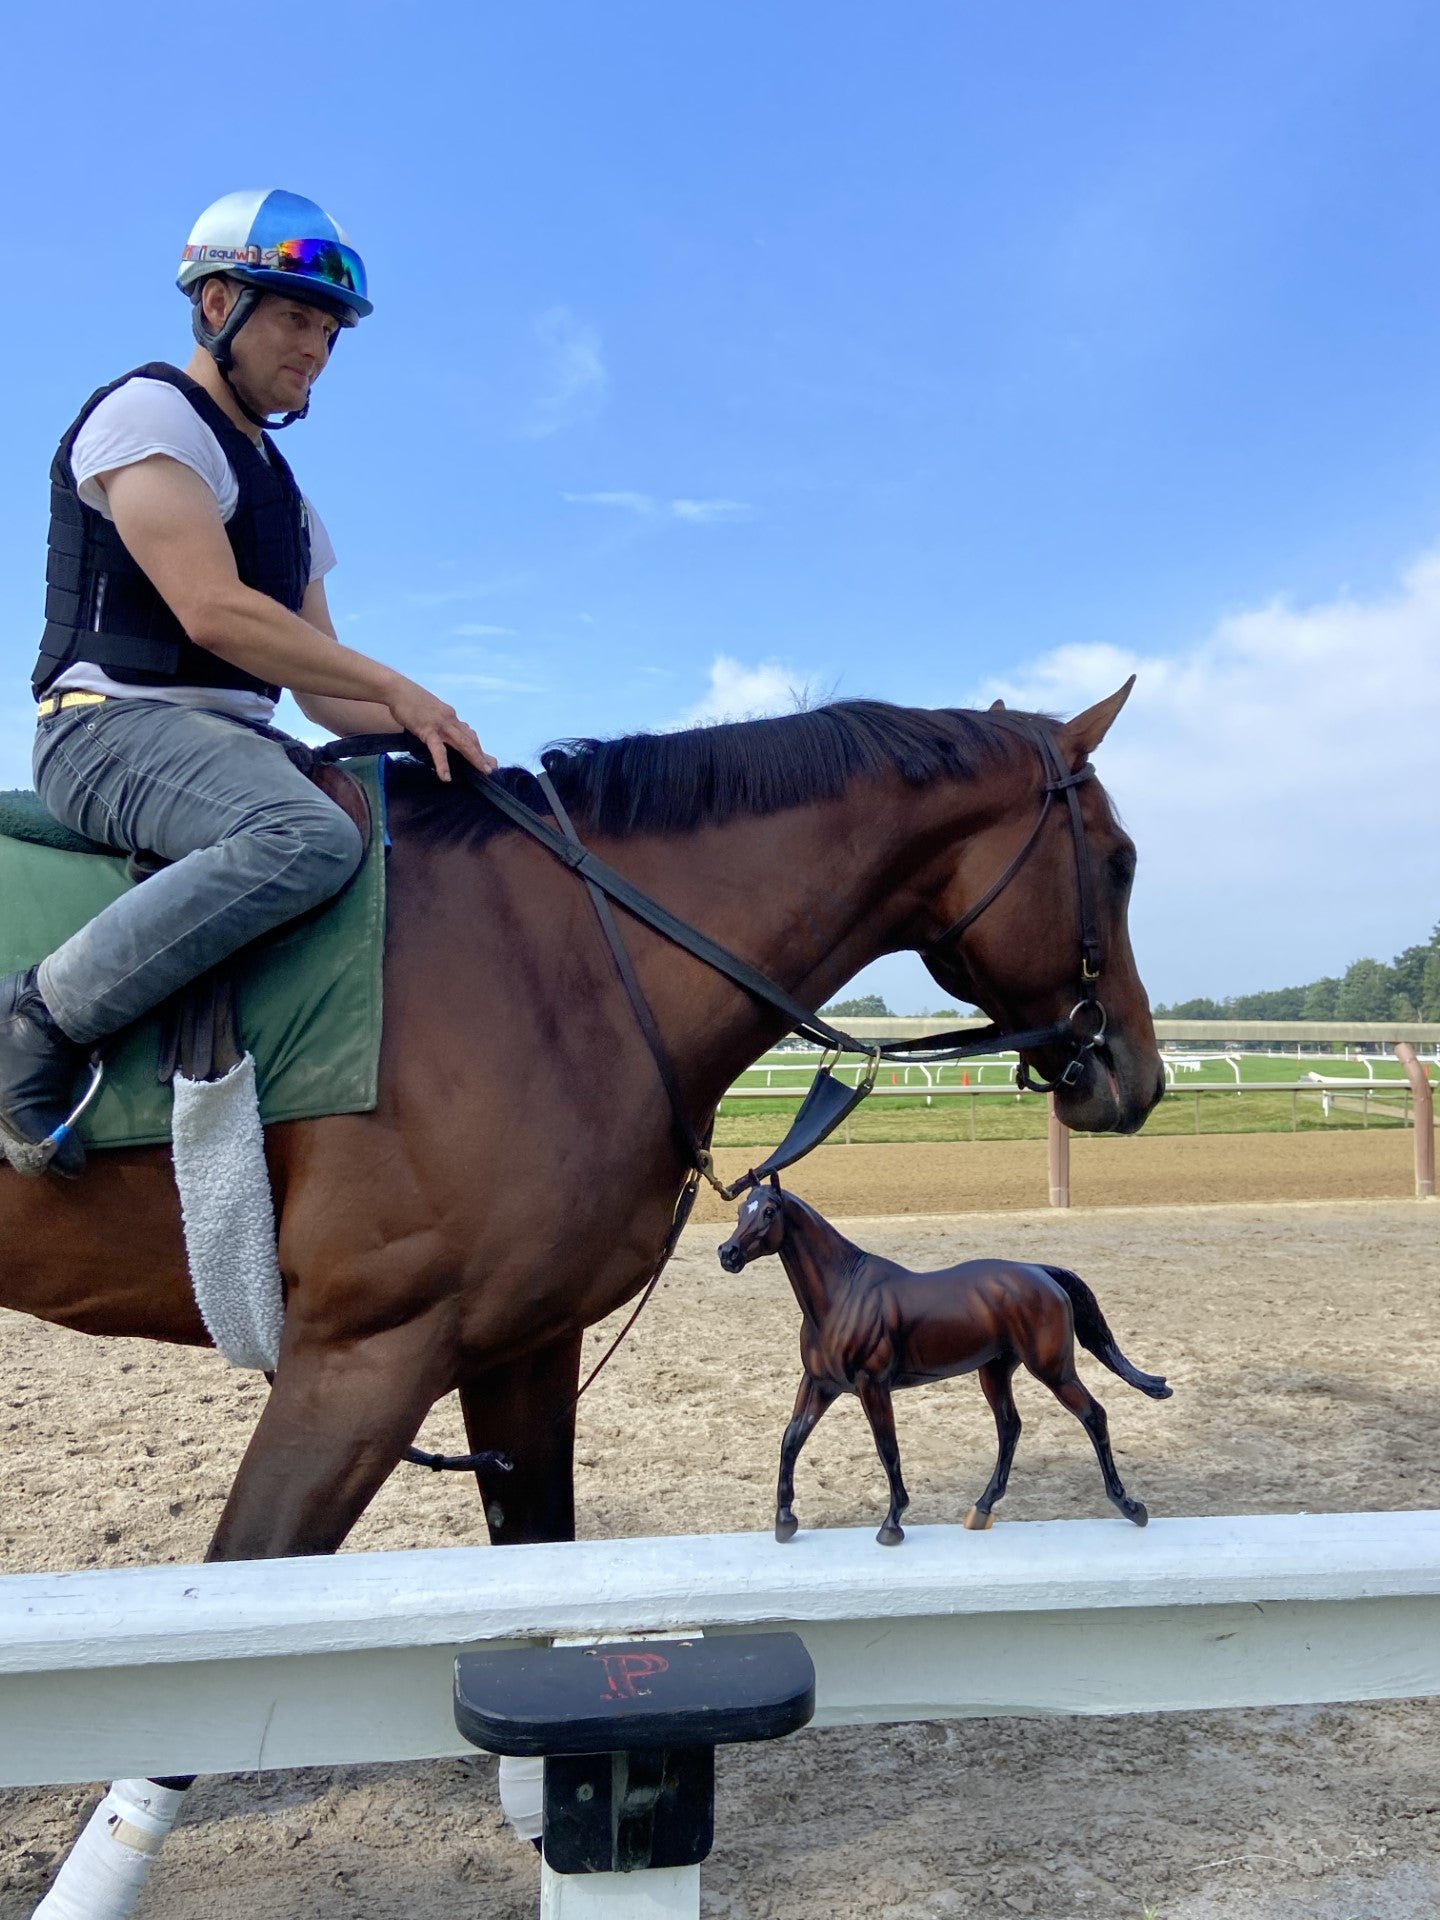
[2,1148,1438,1917]
[692,1125,1423,1222]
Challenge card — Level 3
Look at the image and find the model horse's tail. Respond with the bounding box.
[1042,1266,1173,1399]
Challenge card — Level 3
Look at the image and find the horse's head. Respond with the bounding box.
[717,1183,787,1272]
[921,680,1163,1135]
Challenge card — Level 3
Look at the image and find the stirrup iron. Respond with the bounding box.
[0,1052,105,1177]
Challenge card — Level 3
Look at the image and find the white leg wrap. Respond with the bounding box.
[32,1779,187,1919]
[498,1753,544,1842]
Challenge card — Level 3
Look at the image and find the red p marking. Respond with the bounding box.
[593,1650,670,1701]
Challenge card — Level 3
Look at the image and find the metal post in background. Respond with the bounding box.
[1394,1043,1436,1200]
[1047,1094,1070,1209]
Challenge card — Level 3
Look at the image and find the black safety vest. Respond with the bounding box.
[33,361,310,700]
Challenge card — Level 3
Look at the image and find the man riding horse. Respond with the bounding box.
[0,189,495,1178]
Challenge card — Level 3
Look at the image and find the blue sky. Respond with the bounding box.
[3,1,1438,1009]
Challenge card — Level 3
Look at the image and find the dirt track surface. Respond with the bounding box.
[3,1190,1439,1918]
[694,1126,1420,1222]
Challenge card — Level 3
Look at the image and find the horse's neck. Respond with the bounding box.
[580,771,1018,1105]
[777,1196,865,1322]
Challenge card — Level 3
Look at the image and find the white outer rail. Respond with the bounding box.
[721,1079,1415,1099]
[3,1511,1439,1787]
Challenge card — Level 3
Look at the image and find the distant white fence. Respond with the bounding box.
[3,1512,1439,1788]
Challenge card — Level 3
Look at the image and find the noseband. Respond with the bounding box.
[922,725,1108,1095]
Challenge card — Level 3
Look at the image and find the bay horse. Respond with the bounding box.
[717,1183,1172,1545]
[2,684,1160,1858]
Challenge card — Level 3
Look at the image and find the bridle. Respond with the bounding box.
[920,721,1108,1095]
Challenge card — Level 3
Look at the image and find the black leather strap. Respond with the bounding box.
[315,732,1076,1065]
[538,768,714,1179]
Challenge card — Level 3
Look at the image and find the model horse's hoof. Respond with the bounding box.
[1121,1498,1149,1527]
[876,1521,905,1546]
[775,1513,799,1543]
[964,1505,995,1531]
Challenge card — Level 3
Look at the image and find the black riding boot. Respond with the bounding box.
[0,968,89,1178]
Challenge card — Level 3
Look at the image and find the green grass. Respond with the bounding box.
[715,1043,1425,1148]
[713,1086,1415,1150]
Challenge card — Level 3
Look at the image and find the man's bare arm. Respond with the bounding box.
[101,456,496,778]
[292,580,405,737]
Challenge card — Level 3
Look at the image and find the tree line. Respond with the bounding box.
[1153,923,1440,1023]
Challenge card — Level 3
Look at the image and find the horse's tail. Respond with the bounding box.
[1041,1266,1173,1400]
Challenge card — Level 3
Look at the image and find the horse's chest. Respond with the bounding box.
[801,1296,893,1386]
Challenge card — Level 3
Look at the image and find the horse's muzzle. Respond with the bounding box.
[717,1242,747,1273]
[1055,1038,1164,1135]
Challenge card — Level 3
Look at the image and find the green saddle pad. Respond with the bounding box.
[0,759,386,1150]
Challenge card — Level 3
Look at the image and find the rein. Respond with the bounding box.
[318,723,1110,1186]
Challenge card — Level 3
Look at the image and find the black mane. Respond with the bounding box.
[386,698,1055,847]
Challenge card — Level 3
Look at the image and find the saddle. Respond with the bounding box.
[0,760,370,1085]
[0,756,387,1150]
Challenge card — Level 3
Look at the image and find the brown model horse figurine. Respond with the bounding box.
[0,685,1159,1568]
[717,1183,1172,1544]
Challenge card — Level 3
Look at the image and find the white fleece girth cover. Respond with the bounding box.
[171,1053,283,1371]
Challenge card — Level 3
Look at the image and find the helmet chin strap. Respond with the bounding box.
[225,374,310,432]
[190,282,328,431]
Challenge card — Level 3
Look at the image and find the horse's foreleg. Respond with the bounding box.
[855,1373,909,1546]
[966,1357,1022,1531]
[457,1331,583,1546]
[774,1373,837,1543]
[208,1314,455,1560]
[31,1777,191,1919]
[1047,1370,1148,1527]
[35,1317,453,1917]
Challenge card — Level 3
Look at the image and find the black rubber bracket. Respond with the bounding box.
[453,1632,816,1874]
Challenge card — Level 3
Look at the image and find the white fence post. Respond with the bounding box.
[1395,1043,1436,1200]
[1047,1095,1070,1209]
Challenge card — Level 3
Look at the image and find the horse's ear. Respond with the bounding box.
[768,1171,781,1191]
[989,697,1006,712]
[1057,676,1135,769]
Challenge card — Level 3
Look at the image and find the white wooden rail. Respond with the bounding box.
[723,1079,1418,1098]
[4,1510,1439,1788]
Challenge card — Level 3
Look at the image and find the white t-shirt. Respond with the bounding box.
[51,376,336,725]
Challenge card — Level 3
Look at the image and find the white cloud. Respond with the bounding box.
[564,492,752,524]
[432,672,546,695]
[670,498,752,524]
[975,551,1440,1002]
[451,623,514,637]
[524,307,607,440]
[564,490,653,513]
[677,654,814,728]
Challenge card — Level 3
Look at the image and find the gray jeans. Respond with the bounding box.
[32,700,365,1045]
